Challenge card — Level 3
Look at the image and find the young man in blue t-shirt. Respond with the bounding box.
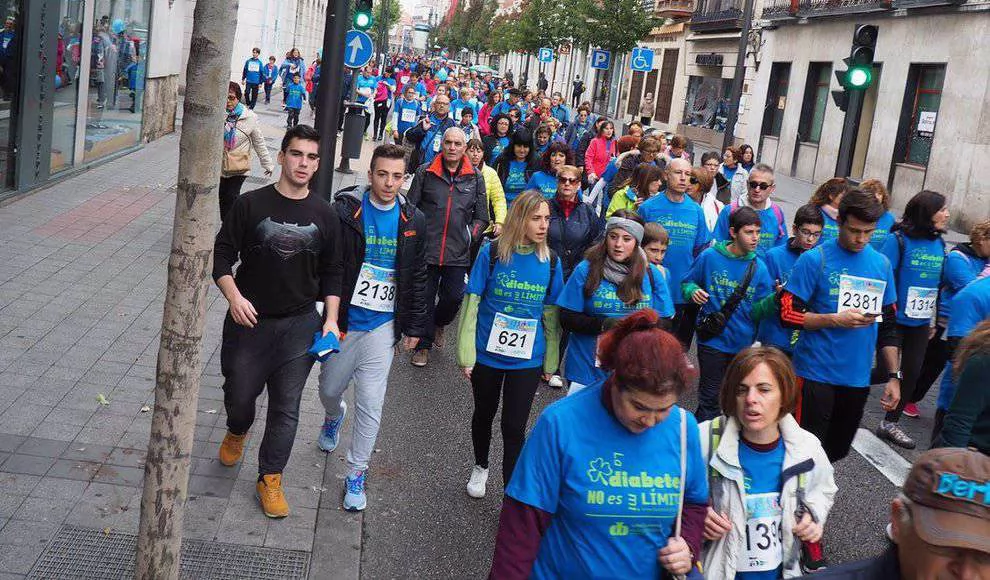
[317,145,429,511]
[683,207,775,421]
[779,190,901,462]
[241,47,264,109]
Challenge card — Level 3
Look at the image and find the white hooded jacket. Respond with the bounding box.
[699,414,837,579]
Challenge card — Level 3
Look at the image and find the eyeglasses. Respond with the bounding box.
[797,228,822,239]
[748,181,774,190]
[689,177,699,185]
[227,95,238,101]
[558,177,580,185]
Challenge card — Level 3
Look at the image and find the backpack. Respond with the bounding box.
[730,199,787,241]
[487,240,558,300]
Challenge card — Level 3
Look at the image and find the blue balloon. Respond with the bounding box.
[112,19,125,34]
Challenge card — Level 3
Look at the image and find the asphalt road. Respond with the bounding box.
[354,333,905,579]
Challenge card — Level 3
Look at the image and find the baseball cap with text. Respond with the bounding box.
[902,447,990,553]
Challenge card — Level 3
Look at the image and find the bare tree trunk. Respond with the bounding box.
[135,1,238,578]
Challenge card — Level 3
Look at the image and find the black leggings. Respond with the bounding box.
[471,363,542,485]
[674,302,700,351]
[912,325,949,405]
[373,101,390,138]
[799,378,870,463]
[218,175,248,223]
[884,324,931,423]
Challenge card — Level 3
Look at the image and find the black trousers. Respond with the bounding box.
[885,324,931,422]
[912,325,948,405]
[221,310,321,475]
[471,363,542,485]
[799,378,870,462]
[263,82,273,103]
[245,83,260,109]
[571,92,581,108]
[696,344,734,422]
[674,302,700,351]
[373,101,390,139]
[418,264,469,351]
[287,107,301,127]
[218,175,248,223]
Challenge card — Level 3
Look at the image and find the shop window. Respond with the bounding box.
[682,75,730,132]
[797,62,831,144]
[83,0,151,163]
[654,49,678,123]
[0,3,22,190]
[52,0,85,173]
[894,64,945,167]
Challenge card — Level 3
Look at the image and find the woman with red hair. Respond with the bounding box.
[489,309,708,579]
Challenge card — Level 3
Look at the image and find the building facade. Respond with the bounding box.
[0,0,185,203]
[744,3,989,229]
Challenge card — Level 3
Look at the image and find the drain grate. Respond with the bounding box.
[29,525,310,579]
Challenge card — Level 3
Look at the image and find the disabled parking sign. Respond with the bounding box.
[590,49,611,70]
[630,47,655,72]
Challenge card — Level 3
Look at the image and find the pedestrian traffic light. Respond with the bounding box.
[354,0,374,31]
[831,24,878,112]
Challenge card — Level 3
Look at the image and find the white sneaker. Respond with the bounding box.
[548,375,565,389]
[466,465,489,498]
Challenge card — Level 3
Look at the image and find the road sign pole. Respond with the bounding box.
[313,0,350,200]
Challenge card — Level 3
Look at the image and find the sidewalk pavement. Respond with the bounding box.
[0,105,373,578]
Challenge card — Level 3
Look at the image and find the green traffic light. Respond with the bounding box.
[354,11,373,30]
[846,66,871,88]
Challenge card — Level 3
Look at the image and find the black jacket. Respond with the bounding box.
[548,196,603,279]
[332,187,430,342]
[406,154,488,267]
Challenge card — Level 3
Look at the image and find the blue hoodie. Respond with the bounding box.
[242,57,264,85]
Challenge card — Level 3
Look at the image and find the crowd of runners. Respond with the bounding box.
[215,52,990,578]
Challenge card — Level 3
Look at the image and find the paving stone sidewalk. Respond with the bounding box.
[0,119,371,578]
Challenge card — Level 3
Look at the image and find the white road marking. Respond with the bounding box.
[852,428,912,487]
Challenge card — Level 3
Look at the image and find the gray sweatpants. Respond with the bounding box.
[317,321,395,471]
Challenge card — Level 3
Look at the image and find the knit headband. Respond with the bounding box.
[606,217,644,244]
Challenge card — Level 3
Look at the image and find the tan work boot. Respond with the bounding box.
[411,349,429,367]
[256,473,290,518]
[219,431,247,466]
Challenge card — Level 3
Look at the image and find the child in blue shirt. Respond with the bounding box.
[285,74,306,128]
[262,56,279,104]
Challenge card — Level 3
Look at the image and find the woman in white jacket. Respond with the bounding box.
[220,81,275,222]
[718,146,749,204]
[699,346,837,579]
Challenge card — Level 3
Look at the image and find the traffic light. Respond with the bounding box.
[354,0,374,30]
[831,24,877,111]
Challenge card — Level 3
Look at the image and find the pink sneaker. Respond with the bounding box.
[903,403,920,418]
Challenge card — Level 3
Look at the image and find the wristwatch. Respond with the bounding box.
[887,371,903,381]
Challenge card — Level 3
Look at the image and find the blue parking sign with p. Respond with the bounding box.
[538,47,554,63]
[591,49,611,70]
[630,47,654,72]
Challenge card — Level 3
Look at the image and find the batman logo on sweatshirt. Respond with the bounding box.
[254,217,320,260]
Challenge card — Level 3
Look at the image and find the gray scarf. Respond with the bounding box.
[603,249,646,286]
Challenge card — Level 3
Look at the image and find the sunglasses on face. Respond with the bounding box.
[748,181,773,190]
[689,177,699,185]
[558,177,580,185]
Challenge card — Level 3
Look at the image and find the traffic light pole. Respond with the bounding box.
[835,88,865,179]
[313,0,350,200]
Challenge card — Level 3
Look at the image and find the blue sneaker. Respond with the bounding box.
[317,402,347,453]
[343,469,367,511]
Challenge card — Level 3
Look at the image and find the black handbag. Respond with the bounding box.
[695,259,757,342]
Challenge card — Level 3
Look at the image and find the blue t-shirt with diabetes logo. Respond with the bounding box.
[507,381,708,579]
[737,439,786,580]
[555,260,674,386]
[869,211,896,250]
[937,276,990,410]
[879,233,945,327]
[465,242,564,370]
[757,244,803,353]
[684,247,773,355]
[816,209,839,246]
[938,249,988,320]
[785,240,897,387]
[347,195,400,332]
[712,205,787,258]
[637,193,712,305]
[526,171,558,199]
[504,160,529,206]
